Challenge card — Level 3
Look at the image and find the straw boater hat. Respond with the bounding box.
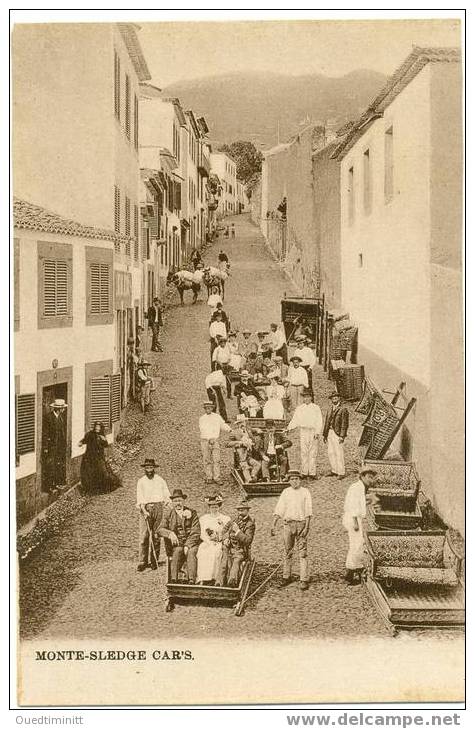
[50,399,67,409]
[242,329,252,335]
[240,370,250,377]
[171,488,188,500]
[203,400,214,407]
[290,355,303,363]
[268,372,280,379]
[287,469,300,478]
[141,458,159,468]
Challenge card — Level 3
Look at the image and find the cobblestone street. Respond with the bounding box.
[20,214,389,640]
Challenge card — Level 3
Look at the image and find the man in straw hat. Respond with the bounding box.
[159,489,201,583]
[198,401,232,485]
[285,388,323,480]
[216,500,256,587]
[271,470,313,590]
[342,466,377,585]
[322,391,349,479]
[136,458,171,572]
[42,398,68,493]
[293,335,316,392]
[286,354,308,411]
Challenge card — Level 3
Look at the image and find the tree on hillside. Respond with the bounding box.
[217,141,263,191]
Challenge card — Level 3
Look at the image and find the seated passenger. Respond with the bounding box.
[159,489,201,583]
[196,493,231,584]
[248,428,270,481]
[228,331,242,371]
[226,418,253,482]
[263,373,286,420]
[234,371,262,414]
[216,501,255,587]
[246,343,264,378]
[263,427,292,480]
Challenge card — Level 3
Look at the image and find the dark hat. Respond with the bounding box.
[295,335,306,342]
[205,492,223,505]
[302,388,313,397]
[329,391,341,399]
[287,469,301,478]
[141,458,159,468]
[290,355,303,363]
[236,499,251,510]
[171,488,188,500]
[257,330,269,336]
[360,465,377,477]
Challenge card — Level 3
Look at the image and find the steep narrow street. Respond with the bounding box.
[20,214,386,640]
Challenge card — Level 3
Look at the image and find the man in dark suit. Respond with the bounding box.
[322,392,349,479]
[217,501,255,587]
[146,298,163,352]
[42,399,68,493]
[263,427,293,480]
[159,489,201,582]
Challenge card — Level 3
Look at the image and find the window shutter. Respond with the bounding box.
[89,262,110,316]
[43,259,57,317]
[16,394,35,456]
[150,201,160,239]
[90,262,101,315]
[114,51,121,120]
[141,225,148,261]
[43,259,69,317]
[175,181,181,211]
[125,74,131,139]
[168,180,174,211]
[134,94,139,151]
[134,205,139,260]
[90,376,111,429]
[111,373,121,423]
[114,185,121,240]
[100,263,110,313]
[125,197,131,255]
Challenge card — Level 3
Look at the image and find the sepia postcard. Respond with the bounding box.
[11,11,465,708]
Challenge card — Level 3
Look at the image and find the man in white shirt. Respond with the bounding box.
[269,322,288,363]
[271,470,313,590]
[136,458,171,572]
[286,389,323,479]
[199,401,232,485]
[286,355,308,411]
[205,369,228,422]
[342,466,376,584]
[212,337,232,396]
[209,312,227,366]
[293,336,317,392]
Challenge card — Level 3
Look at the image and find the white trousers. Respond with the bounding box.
[299,428,318,476]
[327,427,345,475]
[343,515,364,569]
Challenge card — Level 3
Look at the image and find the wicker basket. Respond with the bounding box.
[355,378,377,415]
[334,364,365,401]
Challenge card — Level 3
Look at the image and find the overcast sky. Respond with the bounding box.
[139,19,461,88]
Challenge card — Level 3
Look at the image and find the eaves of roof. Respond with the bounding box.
[13,198,132,245]
[117,23,152,82]
[331,45,461,161]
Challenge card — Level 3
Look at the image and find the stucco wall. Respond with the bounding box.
[340,65,432,387]
[313,142,342,308]
[15,229,115,484]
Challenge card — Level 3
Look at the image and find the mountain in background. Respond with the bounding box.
[162,70,387,148]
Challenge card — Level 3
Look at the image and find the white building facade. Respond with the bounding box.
[335,47,463,532]
[210,152,238,217]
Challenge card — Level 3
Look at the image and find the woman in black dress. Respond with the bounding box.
[78,422,121,495]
